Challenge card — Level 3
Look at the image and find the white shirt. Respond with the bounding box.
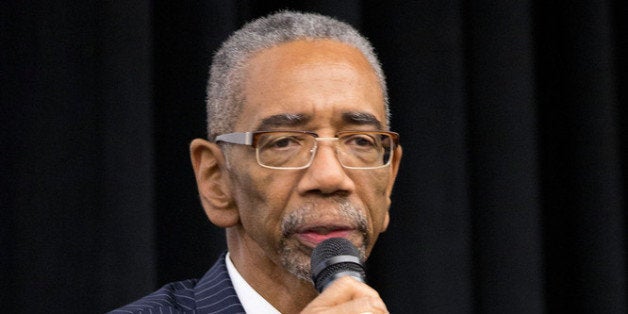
[225,252,282,314]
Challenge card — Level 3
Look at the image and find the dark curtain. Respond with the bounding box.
[2,1,626,313]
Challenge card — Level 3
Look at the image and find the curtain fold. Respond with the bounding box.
[1,1,625,313]
[537,1,626,312]
[466,1,543,313]
[2,1,155,311]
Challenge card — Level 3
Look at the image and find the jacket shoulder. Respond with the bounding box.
[109,254,245,314]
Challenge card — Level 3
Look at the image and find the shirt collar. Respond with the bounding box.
[225,252,282,314]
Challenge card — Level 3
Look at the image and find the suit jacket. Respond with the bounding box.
[110,253,245,314]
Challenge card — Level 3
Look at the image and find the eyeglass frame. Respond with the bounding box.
[215,130,399,170]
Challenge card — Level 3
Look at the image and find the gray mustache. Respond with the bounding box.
[281,199,369,240]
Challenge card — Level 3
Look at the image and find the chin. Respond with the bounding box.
[277,236,369,283]
[279,243,313,282]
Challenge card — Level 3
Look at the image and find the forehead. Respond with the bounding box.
[235,39,386,131]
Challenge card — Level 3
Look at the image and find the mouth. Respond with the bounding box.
[292,225,357,248]
[281,201,369,252]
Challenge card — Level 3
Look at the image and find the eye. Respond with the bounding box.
[258,133,308,151]
[271,137,299,148]
[354,136,375,147]
[344,134,378,149]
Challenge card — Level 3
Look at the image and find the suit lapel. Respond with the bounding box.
[194,253,245,313]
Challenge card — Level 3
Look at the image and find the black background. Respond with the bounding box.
[2,1,626,313]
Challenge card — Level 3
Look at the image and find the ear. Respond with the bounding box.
[381,210,391,233]
[381,145,402,233]
[386,145,402,198]
[190,139,239,228]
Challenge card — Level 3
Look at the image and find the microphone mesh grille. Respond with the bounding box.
[311,238,365,291]
[311,238,360,265]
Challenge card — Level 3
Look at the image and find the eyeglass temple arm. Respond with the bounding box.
[215,132,254,145]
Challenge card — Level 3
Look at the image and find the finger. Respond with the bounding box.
[302,276,389,313]
[329,295,389,314]
[315,276,380,305]
[303,294,388,314]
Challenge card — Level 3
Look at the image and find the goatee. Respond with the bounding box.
[279,199,368,282]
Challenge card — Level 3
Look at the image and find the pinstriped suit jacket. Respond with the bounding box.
[110,253,245,314]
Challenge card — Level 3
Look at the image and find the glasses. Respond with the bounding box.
[215,130,399,170]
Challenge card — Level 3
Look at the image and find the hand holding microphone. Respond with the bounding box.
[301,238,389,314]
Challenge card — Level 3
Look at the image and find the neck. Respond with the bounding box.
[226,228,319,314]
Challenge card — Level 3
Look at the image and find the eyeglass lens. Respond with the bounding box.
[255,131,393,169]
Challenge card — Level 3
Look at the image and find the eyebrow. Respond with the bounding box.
[256,113,309,131]
[342,112,383,129]
[254,111,383,131]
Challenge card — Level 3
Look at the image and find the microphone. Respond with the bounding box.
[310,237,366,293]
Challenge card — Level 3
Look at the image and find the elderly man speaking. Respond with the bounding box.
[112,11,402,314]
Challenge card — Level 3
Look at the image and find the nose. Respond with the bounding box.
[297,140,355,195]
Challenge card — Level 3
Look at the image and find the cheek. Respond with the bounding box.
[361,169,392,200]
[356,170,392,230]
[228,151,280,203]
[229,166,295,232]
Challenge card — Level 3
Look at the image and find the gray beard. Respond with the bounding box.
[278,199,369,282]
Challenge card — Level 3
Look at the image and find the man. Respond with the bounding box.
[113,11,401,314]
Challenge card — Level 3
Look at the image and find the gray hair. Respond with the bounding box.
[206,11,388,141]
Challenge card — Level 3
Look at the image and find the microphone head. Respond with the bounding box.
[310,238,366,292]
